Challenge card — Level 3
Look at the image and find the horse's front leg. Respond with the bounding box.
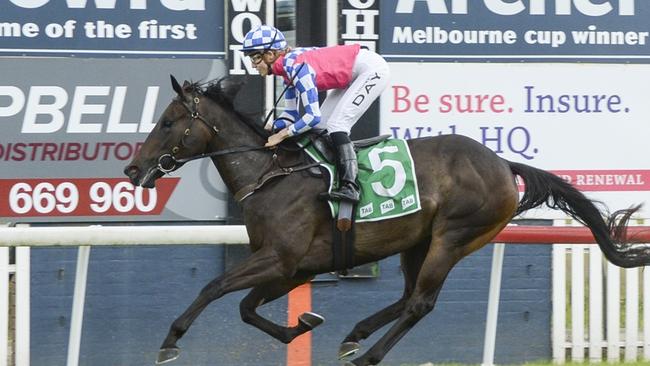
[156,246,291,365]
[240,278,324,343]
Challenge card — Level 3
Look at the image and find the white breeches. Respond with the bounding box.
[319,49,390,134]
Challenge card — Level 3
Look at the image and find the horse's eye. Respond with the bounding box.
[162,120,173,129]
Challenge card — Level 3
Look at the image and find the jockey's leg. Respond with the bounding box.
[321,49,389,203]
[327,132,360,203]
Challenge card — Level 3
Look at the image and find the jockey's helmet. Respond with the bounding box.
[241,25,287,55]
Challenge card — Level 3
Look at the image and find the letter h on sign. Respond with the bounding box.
[340,0,379,51]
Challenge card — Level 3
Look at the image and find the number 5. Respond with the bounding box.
[367,146,406,197]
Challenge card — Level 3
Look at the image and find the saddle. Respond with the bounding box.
[300,130,391,272]
[305,129,391,165]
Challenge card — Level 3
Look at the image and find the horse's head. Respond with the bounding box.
[124,75,229,188]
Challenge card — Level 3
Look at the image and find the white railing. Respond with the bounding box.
[3,223,650,366]
[0,247,29,366]
[552,220,650,363]
[0,225,249,366]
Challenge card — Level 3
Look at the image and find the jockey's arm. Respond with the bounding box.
[286,63,321,137]
[271,87,300,130]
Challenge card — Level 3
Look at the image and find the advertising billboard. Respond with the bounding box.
[377,1,650,218]
[0,58,230,222]
[0,0,225,58]
[380,0,650,62]
[381,62,650,218]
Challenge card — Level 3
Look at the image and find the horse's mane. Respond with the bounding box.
[193,77,269,139]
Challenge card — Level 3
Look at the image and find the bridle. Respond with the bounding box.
[152,83,324,202]
[156,90,267,173]
[157,62,309,174]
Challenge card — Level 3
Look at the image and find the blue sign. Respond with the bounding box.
[0,0,224,58]
[380,0,650,62]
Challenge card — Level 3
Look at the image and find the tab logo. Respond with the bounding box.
[401,195,415,209]
[359,202,374,218]
[380,200,395,214]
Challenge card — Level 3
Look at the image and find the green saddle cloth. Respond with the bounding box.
[302,137,422,222]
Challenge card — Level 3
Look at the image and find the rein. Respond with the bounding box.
[173,145,267,164]
[262,63,305,129]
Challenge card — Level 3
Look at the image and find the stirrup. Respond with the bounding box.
[326,185,359,203]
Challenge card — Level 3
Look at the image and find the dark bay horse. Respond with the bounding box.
[124,77,650,366]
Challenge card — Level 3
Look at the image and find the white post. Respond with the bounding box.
[66,246,91,366]
[642,267,650,361]
[552,245,567,363]
[481,243,505,366]
[588,245,603,362]
[571,245,585,362]
[327,0,338,46]
[607,262,621,362]
[624,267,639,361]
[0,247,8,366]
[15,247,30,366]
[264,0,274,120]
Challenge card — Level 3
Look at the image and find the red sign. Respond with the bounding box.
[0,178,179,217]
[517,170,650,192]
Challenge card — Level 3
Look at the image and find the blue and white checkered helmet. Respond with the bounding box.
[242,25,287,54]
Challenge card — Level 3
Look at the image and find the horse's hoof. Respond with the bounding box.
[298,311,325,329]
[338,341,360,359]
[156,347,180,364]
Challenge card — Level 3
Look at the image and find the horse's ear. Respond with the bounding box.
[170,75,183,97]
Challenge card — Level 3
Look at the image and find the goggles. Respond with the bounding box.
[244,30,280,64]
[248,52,264,64]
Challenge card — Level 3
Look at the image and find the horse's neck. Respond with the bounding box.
[206,114,272,198]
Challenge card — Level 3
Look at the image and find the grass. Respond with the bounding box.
[523,362,650,366]
[393,362,650,366]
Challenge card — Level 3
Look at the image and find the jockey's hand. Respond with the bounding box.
[265,128,291,147]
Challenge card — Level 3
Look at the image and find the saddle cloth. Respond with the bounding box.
[301,136,422,222]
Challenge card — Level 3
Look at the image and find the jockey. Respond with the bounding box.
[241,25,390,203]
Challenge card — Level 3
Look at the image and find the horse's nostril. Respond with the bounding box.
[124,165,139,179]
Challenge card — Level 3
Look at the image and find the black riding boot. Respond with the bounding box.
[327,133,360,203]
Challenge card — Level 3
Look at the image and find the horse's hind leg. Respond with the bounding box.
[339,240,429,359]
[157,247,289,364]
[240,277,324,344]
[347,240,462,366]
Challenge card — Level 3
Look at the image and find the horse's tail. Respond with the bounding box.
[508,160,647,268]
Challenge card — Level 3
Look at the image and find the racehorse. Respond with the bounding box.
[124,76,650,366]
